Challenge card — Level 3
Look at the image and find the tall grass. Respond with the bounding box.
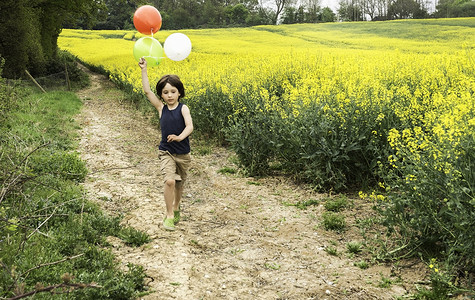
[0,62,148,298]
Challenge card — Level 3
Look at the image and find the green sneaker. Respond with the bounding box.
[173,210,181,224]
[163,218,175,231]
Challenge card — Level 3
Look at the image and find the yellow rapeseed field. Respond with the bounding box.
[58,19,475,186]
[59,19,474,121]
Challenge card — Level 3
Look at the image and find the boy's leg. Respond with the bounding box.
[159,150,180,221]
[164,179,176,219]
[173,181,183,224]
[173,181,184,211]
[173,154,191,212]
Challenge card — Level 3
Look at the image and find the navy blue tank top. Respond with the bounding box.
[159,103,190,154]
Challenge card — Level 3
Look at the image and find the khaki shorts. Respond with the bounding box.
[158,150,191,185]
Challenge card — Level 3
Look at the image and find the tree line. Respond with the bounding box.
[65,0,337,30]
[1,0,474,78]
[68,0,474,29]
[337,0,475,21]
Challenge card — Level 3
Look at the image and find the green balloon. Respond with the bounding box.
[133,37,164,67]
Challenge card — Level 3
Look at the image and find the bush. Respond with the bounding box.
[0,56,20,123]
[376,120,475,290]
[118,226,151,247]
[55,51,90,89]
[324,195,350,212]
[189,84,234,143]
[220,66,398,190]
[29,151,87,182]
[226,98,282,175]
[322,211,346,232]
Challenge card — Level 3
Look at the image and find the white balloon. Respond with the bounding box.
[164,33,192,61]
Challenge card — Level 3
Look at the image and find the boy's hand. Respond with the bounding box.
[138,57,147,69]
[167,134,181,142]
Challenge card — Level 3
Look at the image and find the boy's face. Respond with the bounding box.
[161,83,181,107]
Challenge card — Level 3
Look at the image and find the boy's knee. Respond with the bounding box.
[165,179,175,187]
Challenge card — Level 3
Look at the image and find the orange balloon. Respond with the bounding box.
[133,5,162,35]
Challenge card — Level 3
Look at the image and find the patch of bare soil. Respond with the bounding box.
[75,66,428,299]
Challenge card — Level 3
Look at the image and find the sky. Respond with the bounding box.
[320,0,339,11]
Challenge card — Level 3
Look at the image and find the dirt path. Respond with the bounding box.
[75,67,426,299]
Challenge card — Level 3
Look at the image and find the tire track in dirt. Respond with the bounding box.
[75,67,426,299]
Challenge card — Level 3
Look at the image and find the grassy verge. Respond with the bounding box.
[0,62,149,299]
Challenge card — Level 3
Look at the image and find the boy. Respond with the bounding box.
[139,58,193,231]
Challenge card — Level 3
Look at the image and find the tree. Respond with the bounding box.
[282,6,298,23]
[321,6,337,21]
[201,0,227,27]
[94,0,136,30]
[0,0,100,78]
[453,0,475,16]
[363,0,380,19]
[0,0,32,77]
[226,4,250,25]
[282,5,306,23]
[269,0,295,24]
[435,0,475,17]
[63,0,107,29]
[304,0,322,22]
[296,5,306,21]
[280,1,335,23]
[250,6,275,25]
[374,0,389,20]
[338,0,364,20]
[387,0,426,18]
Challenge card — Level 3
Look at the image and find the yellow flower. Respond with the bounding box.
[358,191,368,199]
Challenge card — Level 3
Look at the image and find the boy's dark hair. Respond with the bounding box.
[156,74,185,100]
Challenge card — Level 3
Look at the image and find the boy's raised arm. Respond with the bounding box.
[139,58,163,113]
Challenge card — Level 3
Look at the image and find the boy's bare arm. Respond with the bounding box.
[139,58,163,113]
